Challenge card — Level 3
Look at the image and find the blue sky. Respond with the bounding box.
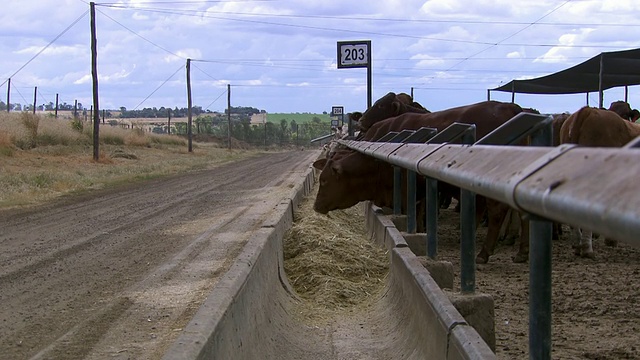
[1,0,639,115]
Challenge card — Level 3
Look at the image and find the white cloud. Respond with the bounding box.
[1,0,638,114]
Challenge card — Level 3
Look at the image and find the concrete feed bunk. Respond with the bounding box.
[163,160,494,359]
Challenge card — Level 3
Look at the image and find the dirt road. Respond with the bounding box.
[0,150,317,360]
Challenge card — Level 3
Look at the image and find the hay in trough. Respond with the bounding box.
[283,187,389,317]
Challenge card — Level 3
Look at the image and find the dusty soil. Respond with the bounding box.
[433,202,640,359]
[0,150,317,360]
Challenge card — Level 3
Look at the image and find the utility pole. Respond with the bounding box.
[90,2,100,161]
[227,84,231,149]
[55,93,59,118]
[186,58,193,152]
[167,108,171,135]
[32,86,37,114]
[6,78,10,112]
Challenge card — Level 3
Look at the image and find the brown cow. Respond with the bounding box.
[313,100,530,263]
[608,100,633,120]
[357,92,430,133]
[559,106,640,257]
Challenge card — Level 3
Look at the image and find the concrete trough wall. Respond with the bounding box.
[164,157,495,359]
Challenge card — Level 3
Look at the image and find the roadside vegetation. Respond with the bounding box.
[0,112,262,209]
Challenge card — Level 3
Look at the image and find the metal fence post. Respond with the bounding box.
[529,217,552,360]
[393,167,402,215]
[407,170,417,233]
[426,177,438,259]
[460,129,477,293]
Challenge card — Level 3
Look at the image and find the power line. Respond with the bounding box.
[192,63,222,82]
[420,0,574,85]
[0,10,89,88]
[96,4,640,28]
[96,8,186,60]
[204,89,228,111]
[98,5,634,50]
[133,64,184,110]
[97,0,274,4]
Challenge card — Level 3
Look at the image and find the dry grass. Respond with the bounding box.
[284,187,389,322]
[0,112,261,209]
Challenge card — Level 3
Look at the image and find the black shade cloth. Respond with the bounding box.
[492,48,640,94]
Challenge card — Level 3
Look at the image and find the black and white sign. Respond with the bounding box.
[331,106,344,116]
[337,40,370,69]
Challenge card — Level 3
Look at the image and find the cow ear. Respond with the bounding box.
[393,100,402,115]
[313,158,327,170]
[331,162,343,177]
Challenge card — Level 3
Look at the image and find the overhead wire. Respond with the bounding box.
[418,0,576,86]
[132,64,184,110]
[0,10,89,88]
[96,8,186,60]
[203,88,228,111]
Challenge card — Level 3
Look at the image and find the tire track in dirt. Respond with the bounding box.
[0,150,318,360]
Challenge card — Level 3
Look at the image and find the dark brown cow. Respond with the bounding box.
[313,100,529,263]
[608,100,633,120]
[559,106,640,257]
[357,92,430,133]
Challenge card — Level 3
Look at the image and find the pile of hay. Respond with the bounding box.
[284,188,389,314]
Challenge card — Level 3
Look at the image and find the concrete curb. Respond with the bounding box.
[162,154,317,360]
[163,150,495,359]
[367,205,496,359]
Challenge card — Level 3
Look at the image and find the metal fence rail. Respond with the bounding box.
[337,130,640,360]
[341,140,640,248]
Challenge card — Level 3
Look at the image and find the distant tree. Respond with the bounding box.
[0,101,6,111]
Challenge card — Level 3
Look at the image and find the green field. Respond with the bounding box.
[266,113,332,123]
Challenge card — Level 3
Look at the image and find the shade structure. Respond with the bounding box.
[491,48,640,107]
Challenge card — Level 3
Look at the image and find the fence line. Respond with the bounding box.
[337,123,640,360]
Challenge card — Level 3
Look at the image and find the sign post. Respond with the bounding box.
[337,40,372,109]
[331,105,344,134]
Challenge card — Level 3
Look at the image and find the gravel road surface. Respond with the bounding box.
[0,150,317,360]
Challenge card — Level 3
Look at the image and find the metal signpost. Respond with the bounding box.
[337,40,372,109]
[331,106,344,131]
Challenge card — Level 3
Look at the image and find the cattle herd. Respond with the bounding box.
[312,92,640,263]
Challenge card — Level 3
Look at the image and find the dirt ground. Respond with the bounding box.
[2,146,638,359]
[433,203,640,359]
[0,150,317,360]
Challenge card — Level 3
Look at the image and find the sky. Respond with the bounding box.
[1,0,639,115]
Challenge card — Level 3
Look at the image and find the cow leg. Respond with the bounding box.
[512,215,529,263]
[498,208,519,245]
[579,229,595,259]
[416,199,426,233]
[552,222,562,240]
[569,226,582,256]
[476,198,508,264]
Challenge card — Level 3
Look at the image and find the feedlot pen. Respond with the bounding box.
[286,191,640,360]
[167,178,640,359]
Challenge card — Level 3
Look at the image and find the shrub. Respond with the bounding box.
[70,118,84,133]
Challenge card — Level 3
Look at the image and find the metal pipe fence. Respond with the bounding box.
[337,112,640,360]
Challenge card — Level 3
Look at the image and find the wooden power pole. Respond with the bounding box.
[90,2,100,161]
[186,58,193,152]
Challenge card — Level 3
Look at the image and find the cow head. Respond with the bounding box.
[313,152,388,214]
[358,92,402,132]
[608,101,632,120]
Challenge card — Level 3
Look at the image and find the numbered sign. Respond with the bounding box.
[337,41,371,69]
[331,106,344,116]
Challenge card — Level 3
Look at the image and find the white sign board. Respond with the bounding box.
[337,41,370,69]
